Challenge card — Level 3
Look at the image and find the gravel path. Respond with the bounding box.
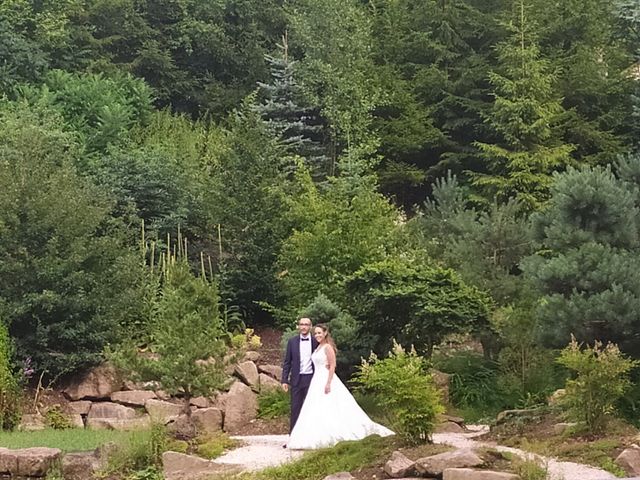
[215,434,304,471]
[433,425,617,480]
[218,427,619,479]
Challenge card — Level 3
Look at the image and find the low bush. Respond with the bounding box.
[557,337,637,433]
[354,342,443,444]
[258,388,290,419]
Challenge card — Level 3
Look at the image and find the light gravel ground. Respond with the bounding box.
[218,427,619,479]
[215,434,304,471]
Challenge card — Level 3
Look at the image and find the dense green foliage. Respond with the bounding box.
[0,0,638,433]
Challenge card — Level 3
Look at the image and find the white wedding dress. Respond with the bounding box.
[287,344,394,449]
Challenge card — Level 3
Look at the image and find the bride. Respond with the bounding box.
[287,323,394,449]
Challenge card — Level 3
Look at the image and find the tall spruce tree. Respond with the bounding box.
[523,160,640,356]
[256,36,329,180]
[472,0,573,210]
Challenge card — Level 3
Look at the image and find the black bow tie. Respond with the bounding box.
[301,338,310,341]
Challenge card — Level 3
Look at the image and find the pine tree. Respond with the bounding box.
[523,160,640,356]
[256,35,330,180]
[472,0,573,210]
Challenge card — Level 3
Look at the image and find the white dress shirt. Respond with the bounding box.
[299,335,313,374]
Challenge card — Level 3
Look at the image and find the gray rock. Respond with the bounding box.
[192,407,224,435]
[323,473,355,480]
[86,415,151,431]
[385,450,416,478]
[87,402,136,419]
[110,390,157,406]
[234,361,260,391]
[0,447,62,477]
[62,452,103,480]
[162,451,241,480]
[616,446,640,476]
[223,381,258,433]
[258,364,283,380]
[259,373,282,392]
[416,449,484,476]
[63,364,122,400]
[145,399,184,422]
[443,468,519,480]
[68,400,92,415]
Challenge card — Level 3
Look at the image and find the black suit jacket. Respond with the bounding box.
[281,335,319,386]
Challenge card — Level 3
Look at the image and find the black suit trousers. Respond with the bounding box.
[290,373,313,432]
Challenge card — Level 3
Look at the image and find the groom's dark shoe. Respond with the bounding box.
[282,443,287,449]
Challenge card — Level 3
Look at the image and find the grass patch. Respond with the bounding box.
[223,435,395,480]
[0,428,137,452]
[195,433,239,459]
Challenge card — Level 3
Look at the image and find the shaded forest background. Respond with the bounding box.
[1,0,640,416]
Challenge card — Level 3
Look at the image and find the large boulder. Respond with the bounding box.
[416,449,484,476]
[162,451,240,480]
[495,408,544,425]
[63,364,123,400]
[244,351,261,363]
[223,381,258,433]
[145,399,184,423]
[86,415,151,431]
[68,400,92,415]
[436,422,466,433]
[190,396,211,409]
[0,447,62,477]
[385,451,416,478]
[615,446,640,476]
[192,408,224,435]
[443,468,519,480]
[258,364,283,380]
[259,373,281,392]
[87,402,136,420]
[62,452,103,480]
[234,361,260,391]
[111,390,157,407]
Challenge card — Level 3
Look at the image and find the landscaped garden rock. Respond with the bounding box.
[259,373,281,391]
[234,361,260,391]
[443,468,519,480]
[258,364,283,380]
[63,364,122,400]
[615,446,640,476]
[162,451,241,480]
[190,396,211,408]
[416,449,484,476]
[87,402,136,419]
[86,415,151,430]
[244,351,261,363]
[145,399,184,422]
[192,407,224,434]
[0,447,62,477]
[68,400,92,415]
[110,390,157,406]
[385,450,416,478]
[62,451,103,480]
[223,381,258,433]
[323,473,355,480]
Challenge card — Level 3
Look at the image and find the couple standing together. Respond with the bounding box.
[280,317,393,450]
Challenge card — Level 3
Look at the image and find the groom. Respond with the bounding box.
[281,317,319,435]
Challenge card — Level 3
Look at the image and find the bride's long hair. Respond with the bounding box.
[315,323,338,353]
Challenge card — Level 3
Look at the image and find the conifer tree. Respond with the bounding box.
[523,160,640,356]
[256,35,329,180]
[472,0,573,210]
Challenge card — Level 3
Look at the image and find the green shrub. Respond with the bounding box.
[433,350,504,412]
[102,424,167,476]
[258,388,290,419]
[0,322,21,431]
[557,337,638,433]
[44,406,73,430]
[195,433,237,459]
[354,342,443,444]
[511,457,547,480]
